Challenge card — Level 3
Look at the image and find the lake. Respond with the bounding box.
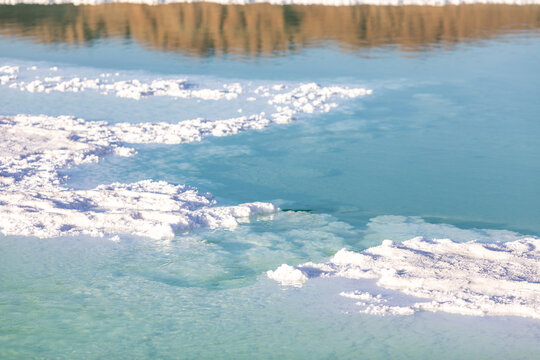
[1,3,539,359]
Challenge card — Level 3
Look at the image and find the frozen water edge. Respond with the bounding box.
[0,64,371,239]
[268,236,540,319]
[1,0,539,6]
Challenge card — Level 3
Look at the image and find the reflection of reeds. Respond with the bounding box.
[0,3,539,56]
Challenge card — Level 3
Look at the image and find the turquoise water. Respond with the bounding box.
[2,232,540,359]
[41,34,540,236]
[1,9,540,359]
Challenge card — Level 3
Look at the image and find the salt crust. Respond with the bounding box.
[0,114,277,239]
[0,0,539,6]
[0,66,18,85]
[1,66,241,101]
[0,65,371,123]
[268,236,540,319]
[0,66,370,238]
[267,264,308,286]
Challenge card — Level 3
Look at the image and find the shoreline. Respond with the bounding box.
[2,0,540,7]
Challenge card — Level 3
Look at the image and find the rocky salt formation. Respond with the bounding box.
[268,236,540,319]
[0,64,371,239]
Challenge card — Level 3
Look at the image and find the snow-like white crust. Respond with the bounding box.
[0,66,19,85]
[0,65,371,239]
[0,65,371,126]
[9,76,241,101]
[268,236,540,319]
[1,66,240,100]
[267,264,309,286]
[0,0,538,6]
[0,114,278,239]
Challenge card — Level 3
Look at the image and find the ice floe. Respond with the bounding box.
[268,236,540,319]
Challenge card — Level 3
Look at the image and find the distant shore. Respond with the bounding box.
[1,3,539,57]
[2,0,540,7]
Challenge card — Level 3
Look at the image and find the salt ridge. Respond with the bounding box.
[267,236,540,319]
[1,66,241,101]
[0,66,371,122]
[0,114,278,239]
[0,0,539,6]
[0,64,371,239]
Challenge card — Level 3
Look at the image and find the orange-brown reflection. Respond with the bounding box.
[0,3,539,56]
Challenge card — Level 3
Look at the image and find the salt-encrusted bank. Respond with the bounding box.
[268,236,540,319]
[0,65,370,238]
[1,0,539,6]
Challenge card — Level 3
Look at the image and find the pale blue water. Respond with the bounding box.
[1,18,540,359]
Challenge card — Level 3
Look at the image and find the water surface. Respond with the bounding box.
[1,4,539,359]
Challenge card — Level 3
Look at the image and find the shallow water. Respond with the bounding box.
[1,4,539,359]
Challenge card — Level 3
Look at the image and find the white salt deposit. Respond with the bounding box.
[7,74,240,101]
[267,264,309,286]
[0,64,370,125]
[0,66,19,75]
[268,236,540,319]
[0,114,278,239]
[0,65,18,85]
[0,63,370,239]
[0,0,539,6]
